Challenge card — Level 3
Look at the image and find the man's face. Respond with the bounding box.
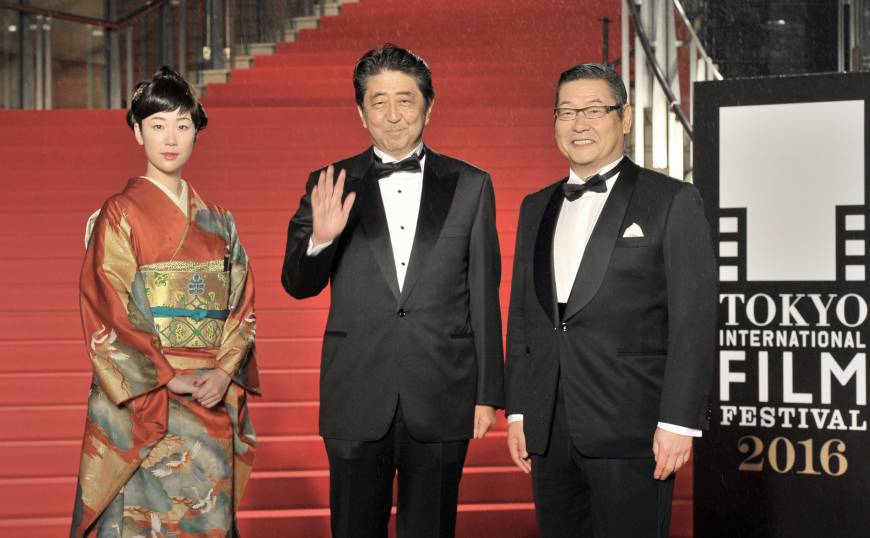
[358,70,432,160]
[554,79,631,177]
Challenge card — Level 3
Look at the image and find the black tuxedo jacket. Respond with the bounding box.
[505,159,716,458]
[282,146,504,442]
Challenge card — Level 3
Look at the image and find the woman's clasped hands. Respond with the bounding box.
[166,369,232,408]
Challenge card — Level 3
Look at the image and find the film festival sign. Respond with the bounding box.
[694,73,870,537]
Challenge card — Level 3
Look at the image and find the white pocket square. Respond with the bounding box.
[622,223,644,238]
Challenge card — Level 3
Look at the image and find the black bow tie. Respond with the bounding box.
[372,149,425,180]
[561,161,623,201]
[562,175,607,200]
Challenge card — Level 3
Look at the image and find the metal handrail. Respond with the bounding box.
[0,0,168,29]
[625,0,695,141]
[2,0,308,110]
[671,0,723,81]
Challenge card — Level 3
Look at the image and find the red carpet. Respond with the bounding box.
[0,0,694,536]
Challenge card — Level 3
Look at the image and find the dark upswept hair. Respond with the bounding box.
[555,63,627,116]
[353,44,435,110]
[126,66,208,131]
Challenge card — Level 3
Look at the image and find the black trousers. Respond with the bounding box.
[530,396,675,538]
[323,402,469,538]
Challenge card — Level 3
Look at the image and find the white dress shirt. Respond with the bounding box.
[507,156,701,438]
[307,143,425,293]
[553,160,620,303]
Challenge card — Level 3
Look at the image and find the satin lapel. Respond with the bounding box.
[563,160,639,321]
[354,151,402,302]
[399,150,458,305]
[533,182,565,326]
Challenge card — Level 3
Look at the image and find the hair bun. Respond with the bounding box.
[125,66,207,131]
[153,66,185,83]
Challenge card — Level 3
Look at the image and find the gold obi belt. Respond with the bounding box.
[140,260,230,349]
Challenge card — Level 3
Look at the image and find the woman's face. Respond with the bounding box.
[134,108,196,179]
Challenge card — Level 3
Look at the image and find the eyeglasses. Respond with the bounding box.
[554,105,623,121]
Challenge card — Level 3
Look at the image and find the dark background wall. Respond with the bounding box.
[685,0,839,77]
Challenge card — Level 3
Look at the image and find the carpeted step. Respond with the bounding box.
[229,62,573,82]
[0,504,548,538]
[1,339,326,372]
[1,265,516,296]
[0,186,542,217]
[0,460,695,518]
[0,401,325,441]
[0,124,556,147]
[0,433,520,479]
[0,401,510,441]
[203,83,555,107]
[0,146,564,173]
[0,466,533,519]
[0,369,321,406]
[0,473,692,534]
[0,504,690,538]
[0,106,557,126]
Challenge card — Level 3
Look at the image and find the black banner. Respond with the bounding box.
[694,73,870,538]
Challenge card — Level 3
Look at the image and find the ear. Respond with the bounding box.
[357,106,368,129]
[621,104,633,134]
[133,122,145,146]
[423,99,435,127]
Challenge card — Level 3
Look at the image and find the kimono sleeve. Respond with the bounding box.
[215,211,260,394]
[80,199,175,405]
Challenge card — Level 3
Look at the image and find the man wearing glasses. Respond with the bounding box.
[504,63,717,537]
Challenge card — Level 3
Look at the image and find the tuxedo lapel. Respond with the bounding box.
[562,159,639,321]
[400,149,458,305]
[533,182,564,326]
[353,149,401,302]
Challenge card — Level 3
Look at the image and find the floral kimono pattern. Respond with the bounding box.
[70,178,259,537]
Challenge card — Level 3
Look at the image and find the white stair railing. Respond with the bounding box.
[623,0,722,181]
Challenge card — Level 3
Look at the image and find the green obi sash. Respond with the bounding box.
[140,260,230,349]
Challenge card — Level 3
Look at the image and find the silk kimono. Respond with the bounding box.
[70,177,259,537]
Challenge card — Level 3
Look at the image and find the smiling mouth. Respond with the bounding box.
[572,140,594,146]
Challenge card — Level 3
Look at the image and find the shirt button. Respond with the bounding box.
[398,189,402,193]
[400,226,405,230]
[398,309,406,317]
[401,262,406,266]
[561,323,568,332]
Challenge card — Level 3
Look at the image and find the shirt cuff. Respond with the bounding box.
[306,237,333,256]
[658,421,702,437]
[507,414,524,423]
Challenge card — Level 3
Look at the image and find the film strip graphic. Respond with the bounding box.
[718,208,746,282]
[836,205,868,282]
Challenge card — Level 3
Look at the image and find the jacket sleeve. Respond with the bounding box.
[468,174,505,408]
[659,183,718,429]
[505,197,530,416]
[281,170,340,299]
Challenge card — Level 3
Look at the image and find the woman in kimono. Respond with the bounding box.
[70,66,259,537]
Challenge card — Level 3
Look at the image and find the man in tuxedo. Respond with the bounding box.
[504,63,716,537]
[281,44,504,538]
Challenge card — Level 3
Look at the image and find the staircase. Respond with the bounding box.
[0,0,695,536]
